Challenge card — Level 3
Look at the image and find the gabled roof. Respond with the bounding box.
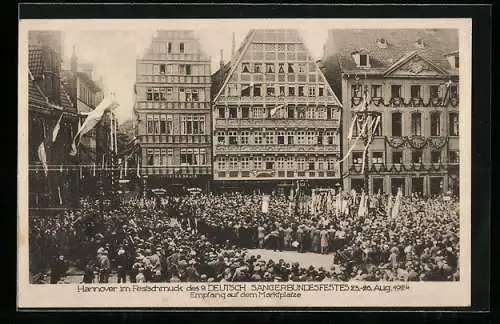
[213,29,342,107]
[28,48,44,80]
[383,50,449,76]
[328,29,458,73]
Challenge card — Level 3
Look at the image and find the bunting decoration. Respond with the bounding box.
[37,120,48,176]
[52,112,64,143]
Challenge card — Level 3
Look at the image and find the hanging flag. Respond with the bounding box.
[391,188,403,218]
[92,162,96,177]
[441,80,453,107]
[269,104,285,118]
[386,194,393,217]
[357,190,366,217]
[38,142,48,176]
[261,194,270,213]
[136,158,140,178]
[58,186,63,205]
[124,158,128,177]
[70,97,119,156]
[348,114,358,140]
[52,112,64,143]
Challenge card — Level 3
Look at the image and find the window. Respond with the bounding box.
[153,115,160,134]
[411,85,421,99]
[181,116,205,135]
[229,131,238,145]
[288,86,295,96]
[264,132,275,145]
[253,84,262,97]
[159,88,166,101]
[325,131,336,145]
[217,131,225,145]
[241,157,250,169]
[279,86,285,97]
[373,118,382,136]
[298,64,306,73]
[306,131,316,145]
[287,105,295,119]
[431,151,441,163]
[240,131,249,145]
[371,85,382,98]
[238,107,248,119]
[308,160,315,171]
[288,63,295,73]
[254,63,262,73]
[179,88,186,101]
[266,85,275,97]
[297,157,306,171]
[352,152,363,164]
[359,54,368,67]
[218,157,226,170]
[253,156,263,169]
[306,106,316,119]
[167,42,172,53]
[160,64,166,74]
[154,149,161,166]
[146,115,154,134]
[391,85,402,98]
[351,84,362,97]
[147,149,154,166]
[277,131,285,145]
[431,113,441,136]
[218,107,226,119]
[287,131,294,145]
[372,152,383,164]
[411,113,422,136]
[297,131,306,144]
[430,85,440,99]
[251,106,266,119]
[265,157,274,170]
[318,86,324,96]
[146,89,153,101]
[254,131,263,145]
[298,86,304,97]
[192,89,199,101]
[286,156,294,169]
[185,65,191,75]
[179,43,184,53]
[448,151,459,163]
[181,148,204,165]
[242,63,250,73]
[392,151,403,164]
[392,112,402,136]
[241,84,251,97]
[229,107,237,119]
[449,113,459,136]
[159,115,168,134]
[412,151,423,163]
[276,157,285,169]
[278,63,285,73]
[266,63,275,73]
[309,86,316,97]
[454,56,459,68]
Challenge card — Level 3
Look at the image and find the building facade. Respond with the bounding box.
[134,30,212,192]
[28,31,80,208]
[324,29,460,196]
[212,29,342,194]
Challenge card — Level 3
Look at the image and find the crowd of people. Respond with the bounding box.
[29,189,460,284]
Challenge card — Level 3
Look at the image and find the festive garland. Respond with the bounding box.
[351,96,459,109]
[348,161,447,175]
[428,136,449,150]
[407,135,428,149]
[386,136,407,149]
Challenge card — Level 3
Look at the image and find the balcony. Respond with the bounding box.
[142,165,212,177]
[216,96,337,106]
[215,118,340,129]
[138,134,211,145]
[214,144,340,154]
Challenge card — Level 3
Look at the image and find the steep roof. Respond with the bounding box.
[211,61,232,101]
[328,29,458,73]
[213,29,342,106]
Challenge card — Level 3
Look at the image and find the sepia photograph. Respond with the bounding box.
[18,17,472,308]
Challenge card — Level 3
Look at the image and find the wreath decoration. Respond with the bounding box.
[428,136,448,150]
[385,136,407,149]
[407,135,428,149]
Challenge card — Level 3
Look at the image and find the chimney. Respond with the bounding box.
[219,49,224,70]
[231,32,235,61]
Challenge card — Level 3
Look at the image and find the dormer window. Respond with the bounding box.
[359,54,368,67]
[377,38,388,48]
[445,52,459,69]
[352,50,370,68]
[415,39,425,49]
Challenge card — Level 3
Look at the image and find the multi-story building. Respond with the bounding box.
[28,31,80,208]
[134,30,212,192]
[324,29,460,196]
[211,29,342,194]
[61,48,118,196]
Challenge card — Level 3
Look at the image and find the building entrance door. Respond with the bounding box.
[430,177,443,196]
[391,178,405,195]
[351,179,364,193]
[412,177,424,196]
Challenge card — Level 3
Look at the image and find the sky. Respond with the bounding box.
[60,20,333,123]
[37,18,466,124]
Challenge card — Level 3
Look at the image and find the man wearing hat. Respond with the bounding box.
[97,250,111,283]
[116,247,128,283]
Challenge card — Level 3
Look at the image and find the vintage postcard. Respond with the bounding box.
[18,18,472,308]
